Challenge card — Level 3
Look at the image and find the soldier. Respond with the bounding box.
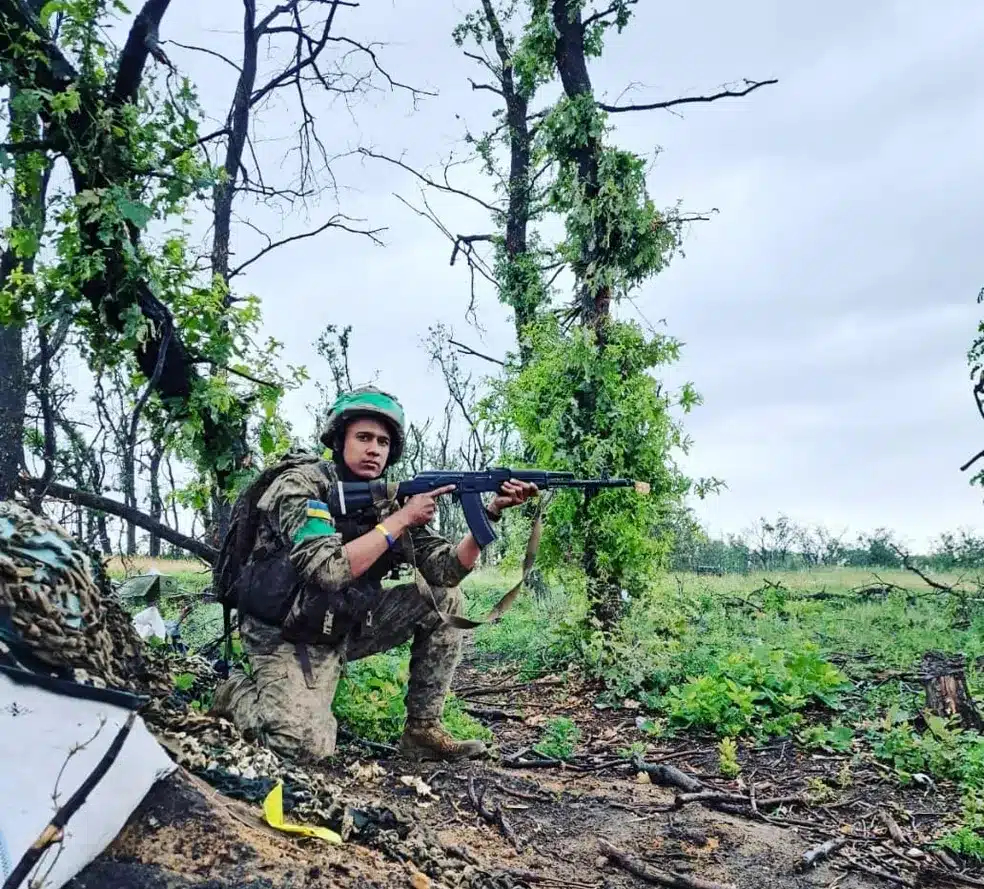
[211,386,537,762]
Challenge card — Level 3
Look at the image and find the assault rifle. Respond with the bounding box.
[324,468,651,547]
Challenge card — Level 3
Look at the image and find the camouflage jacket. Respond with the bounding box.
[254,459,472,599]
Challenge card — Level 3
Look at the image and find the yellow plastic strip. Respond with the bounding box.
[261,781,342,844]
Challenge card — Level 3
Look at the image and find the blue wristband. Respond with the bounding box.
[375,523,396,548]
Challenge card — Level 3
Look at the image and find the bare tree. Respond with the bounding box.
[0,0,56,499]
[1,0,422,559]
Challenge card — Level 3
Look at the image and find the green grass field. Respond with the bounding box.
[114,558,984,857]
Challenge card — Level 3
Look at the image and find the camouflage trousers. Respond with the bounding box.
[211,582,463,761]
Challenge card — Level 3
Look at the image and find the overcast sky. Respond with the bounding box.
[123,0,984,548]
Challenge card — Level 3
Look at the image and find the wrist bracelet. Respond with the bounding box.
[375,523,396,548]
[485,506,502,523]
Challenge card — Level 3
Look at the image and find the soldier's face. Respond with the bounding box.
[342,418,391,479]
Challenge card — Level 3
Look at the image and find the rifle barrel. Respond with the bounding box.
[545,477,635,487]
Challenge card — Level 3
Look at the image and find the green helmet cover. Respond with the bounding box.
[320,385,406,464]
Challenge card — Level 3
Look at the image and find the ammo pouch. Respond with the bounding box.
[233,542,354,644]
[281,580,380,646]
[232,546,301,626]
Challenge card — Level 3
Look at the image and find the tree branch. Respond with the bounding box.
[583,1,637,29]
[228,214,385,278]
[111,0,174,106]
[19,476,218,563]
[449,338,504,366]
[360,148,499,213]
[469,78,504,97]
[599,78,778,113]
[891,545,952,593]
[165,39,242,73]
[0,0,78,92]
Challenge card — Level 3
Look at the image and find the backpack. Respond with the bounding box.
[212,450,324,669]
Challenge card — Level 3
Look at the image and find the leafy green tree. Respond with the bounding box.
[487,0,774,626]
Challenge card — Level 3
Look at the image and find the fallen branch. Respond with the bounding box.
[500,749,573,770]
[463,704,524,721]
[891,545,952,593]
[674,790,806,810]
[456,678,564,698]
[921,866,984,888]
[503,868,599,889]
[493,782,554,803]
[337,727,398,756]
[631,754,703,792]
[839,854,916,887]
[598,839,737,889]
[878,811,906,845]
[798,836,847,870]
[3,713,136,889]
[18,476,217,564]
[467,776,523,850]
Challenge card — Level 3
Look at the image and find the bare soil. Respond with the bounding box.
[64,659,979,889]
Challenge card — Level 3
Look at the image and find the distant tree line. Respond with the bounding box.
[663,510,984,574]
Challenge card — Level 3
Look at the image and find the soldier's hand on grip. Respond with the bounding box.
[400,484,456,526]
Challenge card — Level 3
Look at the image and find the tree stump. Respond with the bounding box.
[919,651,983,731]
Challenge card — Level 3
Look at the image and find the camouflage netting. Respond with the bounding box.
[0,500,168,695]
[0,502,503,888]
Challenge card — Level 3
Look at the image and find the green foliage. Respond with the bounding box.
[332,652,410,742]
[663,647,849,738]
[330,650,492,744]
[172,672,196,692]
[533,716,580,760]
[797,721,855,753]
[936,790,984,861]
[488,315,699,597]
[718,736,741,777]
[869,709,984,860]
[869,709,984,787]
[442,696,494,743]
[0,0,305,507]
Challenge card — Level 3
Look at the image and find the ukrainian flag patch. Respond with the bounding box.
[306,499,333,520]
[292,500,336,544]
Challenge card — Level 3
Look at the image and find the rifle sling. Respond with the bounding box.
[402,493,552,630]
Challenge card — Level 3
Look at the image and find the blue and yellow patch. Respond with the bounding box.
[306,499,333,520]
[293,500,336,544]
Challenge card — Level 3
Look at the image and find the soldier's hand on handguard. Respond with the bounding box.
[487,479,539,520]
[399,484,457,527]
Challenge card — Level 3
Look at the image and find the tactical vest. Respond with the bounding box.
[230,458,402,645]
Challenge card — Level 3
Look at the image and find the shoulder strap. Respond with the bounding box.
[213,451,323,604]
[403,492,552,629]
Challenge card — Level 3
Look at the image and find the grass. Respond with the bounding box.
[137,559,984,858]
[463,565,984,860]
[105,555,212,591]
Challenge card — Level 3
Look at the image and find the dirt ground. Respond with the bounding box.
[62,655,981,889]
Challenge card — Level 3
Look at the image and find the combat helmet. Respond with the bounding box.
[320,385,406,465]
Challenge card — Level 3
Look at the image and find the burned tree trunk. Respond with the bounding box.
[920,651,983,731]
[148,441,164,557]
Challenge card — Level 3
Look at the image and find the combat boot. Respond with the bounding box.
[399,718,488,761]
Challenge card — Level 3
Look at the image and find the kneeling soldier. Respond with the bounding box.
[211,386,536,762]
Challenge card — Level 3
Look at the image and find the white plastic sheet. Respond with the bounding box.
[132,605,168,642]
[0,672,176,888]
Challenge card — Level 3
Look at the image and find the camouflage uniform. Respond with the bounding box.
[211,457,476,761]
